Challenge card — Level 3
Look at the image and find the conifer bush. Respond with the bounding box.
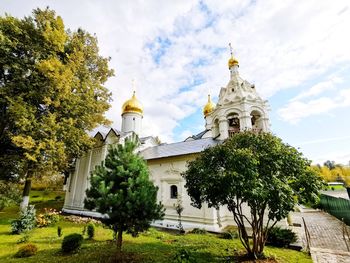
[11,205,36,234]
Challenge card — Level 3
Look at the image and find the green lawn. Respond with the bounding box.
[326,185,345,191]
[0,192,312,263]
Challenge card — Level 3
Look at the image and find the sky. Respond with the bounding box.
[1,0,350,165]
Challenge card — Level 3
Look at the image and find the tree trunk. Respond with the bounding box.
[116,228,123,253]
[20,173,31,211]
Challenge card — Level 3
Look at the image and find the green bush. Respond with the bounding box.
[266,227,297,247]
[11,205,36,234]
[221,229,238,239]
[189,228,207,234]
[87,223,95,239]
[15,243,38,258]
[61,233,83,253]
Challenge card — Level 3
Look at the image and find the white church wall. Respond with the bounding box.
[147,154,221,231]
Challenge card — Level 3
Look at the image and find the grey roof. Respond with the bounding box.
[140,137,221,160]
[140,136,155,143]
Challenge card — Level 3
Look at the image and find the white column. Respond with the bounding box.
[239,112,252,131]
[261,117,270,132]
[219,118,229,140]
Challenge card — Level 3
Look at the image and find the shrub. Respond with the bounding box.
[11,205,36,234]
[87,223,95,239]
[36,208,60,227]
[190,228,207,234]
[61,233,83,253]
[221,229,238,239]
[0,181,21,211]
[266,227,297,247]
[15,243,38,258]
[57,226,62,237]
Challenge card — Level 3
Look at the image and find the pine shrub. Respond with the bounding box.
[87,223,95,239]
[15,243,38,258]
[11,205,36,234]
[61,233,83,253]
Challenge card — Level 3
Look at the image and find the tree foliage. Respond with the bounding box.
[84,141,164,252]
[313,163,350,186]
[182,131,323,259]
[0,8,113,178]
[0,8,113,206]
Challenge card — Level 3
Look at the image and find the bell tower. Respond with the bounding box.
[121,89,143,136]
[203,44,270,140]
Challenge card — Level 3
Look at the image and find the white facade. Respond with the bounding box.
[63,56,271,231]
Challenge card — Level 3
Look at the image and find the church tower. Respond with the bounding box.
[203,46,270,140]
[121,91,143,136]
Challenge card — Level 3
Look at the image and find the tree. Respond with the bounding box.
[324,160,336,170]
[0,8,114,209]
[182,131,323,259]
[84,141,164,253]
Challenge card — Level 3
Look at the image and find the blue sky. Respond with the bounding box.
[1,0,350,164]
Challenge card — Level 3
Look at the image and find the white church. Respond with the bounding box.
[62,53,270,231]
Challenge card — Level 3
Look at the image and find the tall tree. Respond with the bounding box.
[183,131,323,259]
[84,141,164,253]
[0,8,114,209]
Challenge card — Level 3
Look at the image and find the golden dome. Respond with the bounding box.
[228,56,239,68]
[203,94,215,117]
[122,91,143,115]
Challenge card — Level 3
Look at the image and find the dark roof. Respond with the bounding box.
[184,129,209,141]
[140,137,221,160]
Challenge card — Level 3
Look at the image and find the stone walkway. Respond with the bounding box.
[291,207,350,263]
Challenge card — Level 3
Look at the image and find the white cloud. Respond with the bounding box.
[2,0,350,142]
[278,87,350,124]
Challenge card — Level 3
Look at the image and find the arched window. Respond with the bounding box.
[227,113,240,136]
[170,185,178,199]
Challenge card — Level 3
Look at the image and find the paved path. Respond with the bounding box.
[291,207,350,263]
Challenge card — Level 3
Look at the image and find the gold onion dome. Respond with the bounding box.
[122,91,143,115]
[228,55,239,68]
[203,94,215,116]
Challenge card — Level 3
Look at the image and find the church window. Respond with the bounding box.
[170,185,178,199]
[232,88,234,92]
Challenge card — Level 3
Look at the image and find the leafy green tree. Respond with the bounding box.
[182,131,323,259]
[0,8,113,209]
[84,141,164,253]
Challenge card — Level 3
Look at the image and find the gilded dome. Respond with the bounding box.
[122,91,143,115]
[228,56,239,68]
[203,94,215,117]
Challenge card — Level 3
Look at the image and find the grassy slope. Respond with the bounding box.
[0,191,312,263]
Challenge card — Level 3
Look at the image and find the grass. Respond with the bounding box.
[0,192,312,263]
[326,185,345,191]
